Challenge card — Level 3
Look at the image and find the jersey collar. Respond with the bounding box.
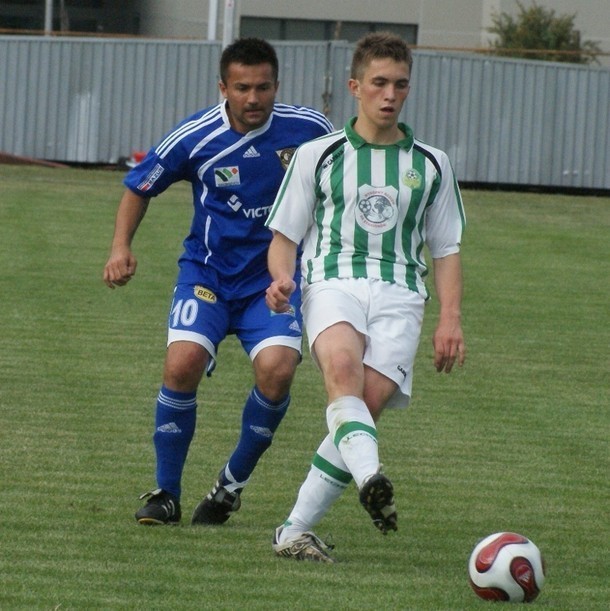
[345,117,414,150]
[220,100,274,138]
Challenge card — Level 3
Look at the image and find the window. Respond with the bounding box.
[0,0,136,34]
[241,17,418,45]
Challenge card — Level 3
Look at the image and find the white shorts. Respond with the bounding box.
[302,278,425,408]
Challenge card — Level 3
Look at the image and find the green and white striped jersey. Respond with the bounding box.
[266,118,466,299]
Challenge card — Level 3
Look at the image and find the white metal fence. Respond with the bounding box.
[1,36,608,190]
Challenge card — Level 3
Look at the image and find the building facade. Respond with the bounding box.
[1,1,609,65]
[138,1,610,66]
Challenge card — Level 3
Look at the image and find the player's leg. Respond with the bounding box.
[226,344,298,485]
[305,280,402,536]
[272,434,350,562]
[272,372,400,560]
[273,368,395,546]
[314,323,382,486]
[356,282,425,534]
[303,280,382,489]
[272,280,379,558]
[272,370,399,560]
[136,284,227,525]
[191,289,302,525]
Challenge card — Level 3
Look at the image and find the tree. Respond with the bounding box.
[487,1,601,64]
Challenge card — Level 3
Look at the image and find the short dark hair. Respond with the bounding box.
[350,32,413,80]
[220,37,279,83]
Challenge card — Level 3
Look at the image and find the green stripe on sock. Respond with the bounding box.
[312,453,353,484]
[333,421,377,447]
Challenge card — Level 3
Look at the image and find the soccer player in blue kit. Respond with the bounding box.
[103,38,333,525]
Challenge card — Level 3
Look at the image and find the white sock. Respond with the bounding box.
[278,435,351,543]
[326,395,379,489]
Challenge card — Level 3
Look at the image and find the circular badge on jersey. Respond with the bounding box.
[355,185,398,235]
[276,147,296,170]
[402,168,422,190]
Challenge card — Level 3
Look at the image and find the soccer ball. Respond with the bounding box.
[468,532,545,602]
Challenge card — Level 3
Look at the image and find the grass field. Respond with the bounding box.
[0,165,608,609]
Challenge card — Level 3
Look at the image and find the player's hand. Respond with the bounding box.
[432,318,466,373]
[103,247,137,289]
[266,277,296,313]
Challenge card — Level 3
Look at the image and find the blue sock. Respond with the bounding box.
[153,385,197,499]
[222,387,290,489]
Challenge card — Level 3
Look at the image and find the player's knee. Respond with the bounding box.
[163,342,208,391]
[254,348,298,398]
[257,365,295,398]
[325,350,363,388]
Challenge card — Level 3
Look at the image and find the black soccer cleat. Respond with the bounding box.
[135,488,181,525]
[359,473,398,534]
[191,479,242,525]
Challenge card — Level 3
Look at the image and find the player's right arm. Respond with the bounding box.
[103,189,150,289]
[266,231,298,313]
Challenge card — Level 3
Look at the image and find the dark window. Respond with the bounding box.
[241,17,418,45]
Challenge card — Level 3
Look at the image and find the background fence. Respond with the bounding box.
[1,36,608,190]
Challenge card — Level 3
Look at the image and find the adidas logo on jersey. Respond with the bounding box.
[243,146,260,158]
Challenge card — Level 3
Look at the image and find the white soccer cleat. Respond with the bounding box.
[272,527,336,563]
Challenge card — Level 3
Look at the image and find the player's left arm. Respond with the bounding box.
[425,150,466,373]
[432,252,466,373]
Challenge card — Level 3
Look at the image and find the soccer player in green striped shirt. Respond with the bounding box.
[266,32,466,562]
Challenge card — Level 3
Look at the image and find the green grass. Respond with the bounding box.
[0,165,608,609]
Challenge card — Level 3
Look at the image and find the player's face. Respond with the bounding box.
[349,58,410,140]
[219,62,279,133]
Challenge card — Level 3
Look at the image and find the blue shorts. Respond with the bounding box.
[166,283,303,373]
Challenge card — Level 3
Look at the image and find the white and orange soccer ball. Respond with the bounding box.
[468,532,546,602]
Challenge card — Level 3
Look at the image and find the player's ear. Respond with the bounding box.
[348,78,361,99]
[218,79,228,99]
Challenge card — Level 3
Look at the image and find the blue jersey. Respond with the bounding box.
[124,102,333,300]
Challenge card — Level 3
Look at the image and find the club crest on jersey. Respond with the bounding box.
[402,168,422,190]
[194,286,217,303]
[276,147,296,170]
[355,185,398,235]
[214,166,240,187]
